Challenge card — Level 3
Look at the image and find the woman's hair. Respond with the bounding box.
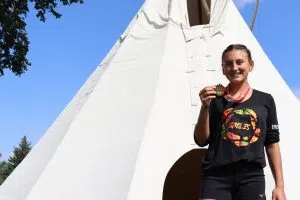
[222,44,253,62]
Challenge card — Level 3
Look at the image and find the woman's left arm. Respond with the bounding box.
[266,142,286,200]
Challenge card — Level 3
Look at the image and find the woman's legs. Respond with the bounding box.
[199,163,265,200]
[233,167,265,200]
[199,169,233,200]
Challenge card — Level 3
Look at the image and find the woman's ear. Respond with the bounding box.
[250,60,254,71]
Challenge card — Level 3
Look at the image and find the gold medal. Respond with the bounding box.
[215,84,225,97]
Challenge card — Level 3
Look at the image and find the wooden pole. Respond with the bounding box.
[201,0,210,19]
[250,0,259,31]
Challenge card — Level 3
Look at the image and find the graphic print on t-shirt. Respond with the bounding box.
[221,108,261,147]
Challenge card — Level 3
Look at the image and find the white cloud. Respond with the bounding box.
[233,0,257,9]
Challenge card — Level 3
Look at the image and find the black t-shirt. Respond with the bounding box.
[198,89,280,170]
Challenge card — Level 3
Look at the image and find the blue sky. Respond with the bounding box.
[0,0,299,160]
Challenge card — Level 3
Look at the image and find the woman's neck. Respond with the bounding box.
[227,81,250,96]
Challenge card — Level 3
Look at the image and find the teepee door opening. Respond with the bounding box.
[187,0,211,26]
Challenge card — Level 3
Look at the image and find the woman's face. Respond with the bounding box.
[222,49,253,84]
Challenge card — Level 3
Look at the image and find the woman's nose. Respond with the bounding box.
[232,62,238,70]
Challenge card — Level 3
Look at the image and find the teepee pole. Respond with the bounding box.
[250,0,259,31]
[201,0,210,19]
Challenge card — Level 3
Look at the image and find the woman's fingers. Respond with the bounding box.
[199,87,216,100]
[202,90,216,97]
[201,94,216,103]
[200,86,216,94]
[199,86,217,108]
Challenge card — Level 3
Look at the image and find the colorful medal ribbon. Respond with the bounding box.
[224,85,250,102]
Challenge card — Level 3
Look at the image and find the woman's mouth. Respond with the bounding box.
[230,73,241,77]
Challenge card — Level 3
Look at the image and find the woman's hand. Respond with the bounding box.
[199,86,217,108]
[272,187,286,200]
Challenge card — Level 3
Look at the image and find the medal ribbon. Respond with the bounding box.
[224,85,250,102]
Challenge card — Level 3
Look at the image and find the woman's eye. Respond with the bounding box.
[236,61,244,65]
[224,62,233,66]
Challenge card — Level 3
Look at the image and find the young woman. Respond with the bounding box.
[194,44,286,200]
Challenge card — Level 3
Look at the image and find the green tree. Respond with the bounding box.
[0,153,11,185]
[1,136,32,185]
[8,136,32,169]
[0,161,11,185]
[0,0,84,76]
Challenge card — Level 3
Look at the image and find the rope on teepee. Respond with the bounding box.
[250,0,259,31]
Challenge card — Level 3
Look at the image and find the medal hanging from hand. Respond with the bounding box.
[215,84,225,97]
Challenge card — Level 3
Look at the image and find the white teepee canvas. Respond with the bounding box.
[0,0,299,199]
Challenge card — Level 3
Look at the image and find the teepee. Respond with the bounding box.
[1,0,299,199]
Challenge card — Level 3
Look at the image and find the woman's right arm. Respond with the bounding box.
[194,86,216,147]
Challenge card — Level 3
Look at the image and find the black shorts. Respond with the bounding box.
[199,162,266,200]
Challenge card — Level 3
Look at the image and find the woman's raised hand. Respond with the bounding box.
[199,86,216,108]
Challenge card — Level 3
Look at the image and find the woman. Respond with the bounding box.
[194,44,286,200]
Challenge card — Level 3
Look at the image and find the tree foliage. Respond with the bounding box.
[0,153,11,185]
[0,136,32,185]
[0,160,10,185]
[0,0,84,76]
[8,136,32,168]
